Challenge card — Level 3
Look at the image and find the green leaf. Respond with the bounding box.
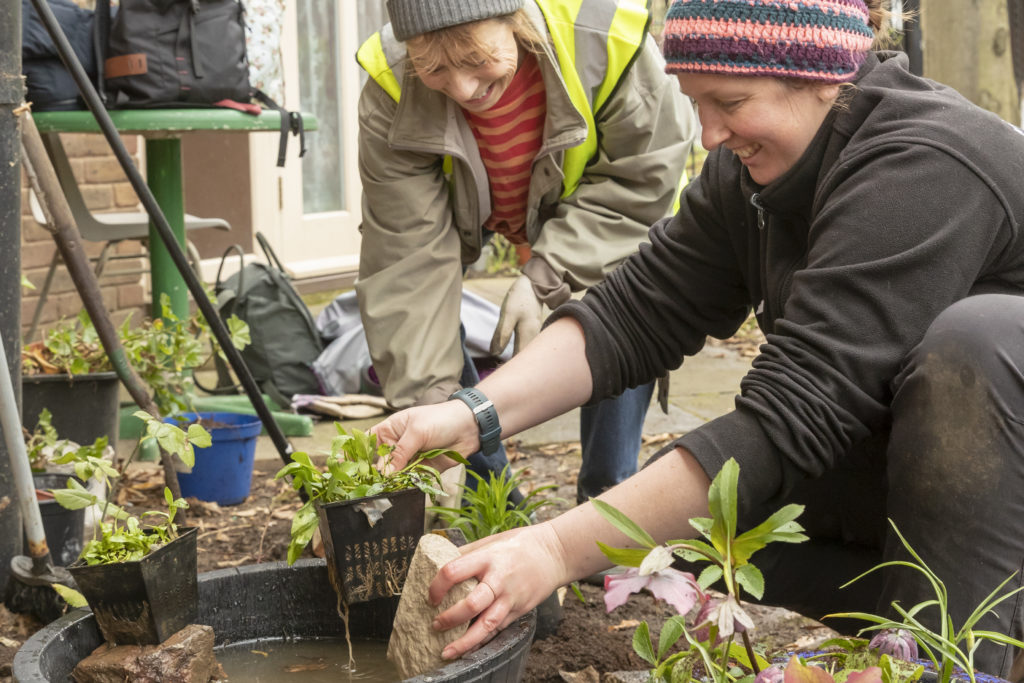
[187,424,212,449]
[707,459,740,552]
[51,583,88,608]
[658,615,687,659]
[596,541,650,568]
[52,487,98,510]
[591,499,656,548]
[632,621,657,666]
[730,504,807,565]
[697,564,723,591]
[735,563,765,600]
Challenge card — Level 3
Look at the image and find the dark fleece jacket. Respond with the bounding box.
[551,51,1024,506]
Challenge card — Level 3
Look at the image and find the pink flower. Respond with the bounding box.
[603,566,704,614]
[868,629,918,661]
[692,595,755,642]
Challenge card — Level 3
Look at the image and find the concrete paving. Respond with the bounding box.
[247,276,752,465]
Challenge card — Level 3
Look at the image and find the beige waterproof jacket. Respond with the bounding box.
[355,0,696,409]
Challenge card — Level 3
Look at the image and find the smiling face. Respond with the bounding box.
[408,19,521,113]
[677,73,839,185]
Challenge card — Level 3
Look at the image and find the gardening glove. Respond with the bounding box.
[490,274,543,356]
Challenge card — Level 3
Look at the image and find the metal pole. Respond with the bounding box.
[0,0,25,598]
[903,0,924,77]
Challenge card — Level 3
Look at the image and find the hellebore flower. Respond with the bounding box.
[869,628,919,661]
[753,662,786,683]
[692,594,755,642]
[603,563,704,615]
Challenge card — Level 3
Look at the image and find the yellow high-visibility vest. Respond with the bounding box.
[356,0,651,199]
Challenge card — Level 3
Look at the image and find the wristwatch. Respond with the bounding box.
[449,387,502,456]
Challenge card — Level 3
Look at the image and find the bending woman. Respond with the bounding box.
[372,0,1024,676]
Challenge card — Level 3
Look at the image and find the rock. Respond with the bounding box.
[387,533,478,678]
[559,665,601,682]
[602,672,650,683]
[72,623,222,683]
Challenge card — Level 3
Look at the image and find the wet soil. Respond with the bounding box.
[0,432,833,682]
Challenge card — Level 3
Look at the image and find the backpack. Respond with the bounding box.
[21,0,97,111]
[95,0,251,108]
[207,233,324,407]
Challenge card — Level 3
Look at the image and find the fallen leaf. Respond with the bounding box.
[285,661,327,672]
[215,555,253,568]
[1,635,22,648]
[608,619,641,632]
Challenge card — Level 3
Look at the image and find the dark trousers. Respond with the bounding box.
[673,295,1024,677]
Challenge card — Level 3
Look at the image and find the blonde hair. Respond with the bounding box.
[406,9,547,75]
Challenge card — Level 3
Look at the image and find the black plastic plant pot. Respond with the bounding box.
[66,527,198,646]
[318,487,425,607]
[31,473,85,568]
[22,371,121,447]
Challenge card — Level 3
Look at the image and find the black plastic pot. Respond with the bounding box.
[31,473,84,568]
[22,371,120,446]
[14,559,536,683]
[318,487,425,606]
[66,527,198,646]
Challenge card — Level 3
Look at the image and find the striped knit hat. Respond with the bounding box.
[662,0,875,83]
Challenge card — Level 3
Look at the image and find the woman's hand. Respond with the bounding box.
[371,400,481,472]
[428,522,570,659]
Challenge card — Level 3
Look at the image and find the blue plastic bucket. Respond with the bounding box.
[165,412,262,506]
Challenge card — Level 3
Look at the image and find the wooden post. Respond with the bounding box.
[920,0,1021,124]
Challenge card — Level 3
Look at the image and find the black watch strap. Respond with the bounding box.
[449,387,502,456]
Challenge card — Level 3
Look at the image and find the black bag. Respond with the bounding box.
[205,233,324,407]
[96,0,251,108]
[22,0,97,111]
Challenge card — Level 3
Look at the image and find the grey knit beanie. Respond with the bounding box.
[386,0,525,42]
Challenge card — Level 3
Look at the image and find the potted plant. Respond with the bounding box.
[24,408,117,567]
[593,459,1024,683]
[276,425,469,607]
[49,411,211,646]
[22,293,250,445]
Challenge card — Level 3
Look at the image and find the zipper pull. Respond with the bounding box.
[750,193,766,231]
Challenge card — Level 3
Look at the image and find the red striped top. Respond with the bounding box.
[463,52,546,245]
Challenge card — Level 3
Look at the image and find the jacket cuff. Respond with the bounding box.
[523,257,571,309]
[415,380,463,407]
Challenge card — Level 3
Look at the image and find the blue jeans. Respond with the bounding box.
[458,324,653,502]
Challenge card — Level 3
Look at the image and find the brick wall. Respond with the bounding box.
[20,133,150,342]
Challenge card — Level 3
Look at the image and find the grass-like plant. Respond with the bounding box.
[276,425,469,564]
[429,464,561,542]
[826,521,1024,683]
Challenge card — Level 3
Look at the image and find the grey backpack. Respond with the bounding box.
[209,233,324,407]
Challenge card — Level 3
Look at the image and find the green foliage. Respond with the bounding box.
[22,293,250,416]
[429,465,562,542]
[137,410,212,469]
[594,459,807,683]
[50,413,208,566]
[54,480,190,565]
[826,520,1024,683]
[275,425,470,565]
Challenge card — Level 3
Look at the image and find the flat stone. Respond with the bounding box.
[602,672,650,683]
[72,623,225,683]
[387,533,478,679]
